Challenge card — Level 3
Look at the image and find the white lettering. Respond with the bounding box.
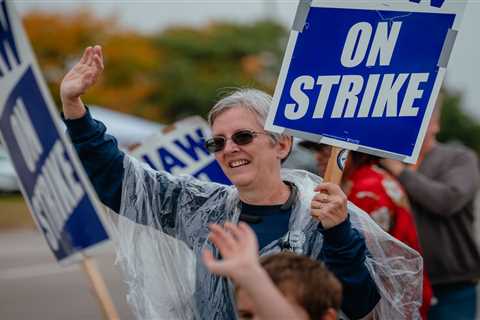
[331,75,364,118]
[366,22,402,67]
[32,194,59,251]
[284,75,314,120]
[357,74,380,118]
[9,98,43,172]
[43,153,73,214]
[0,0,22,75]
[53,142,84,204]
[399,73,429,117]
[341,22,372,68]
[372,73,409,117]
[312,75,340,119]
[35,175,63,240]
[284,73,428,119]
[30,141,85,251]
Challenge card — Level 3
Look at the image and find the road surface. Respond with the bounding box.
[0,230,134,320]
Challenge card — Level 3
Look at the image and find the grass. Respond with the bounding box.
[0,193,36,230]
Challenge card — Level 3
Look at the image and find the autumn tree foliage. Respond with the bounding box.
[438,91,480,155]
[153,20,286,120]
[23,10,164,121]
[23,10,286,123]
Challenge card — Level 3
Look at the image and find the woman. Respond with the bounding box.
[60,45,422,319]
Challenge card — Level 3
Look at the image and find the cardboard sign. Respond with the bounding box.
[131,116,230,185]
[0,0,109,264]
[266,0,467,163]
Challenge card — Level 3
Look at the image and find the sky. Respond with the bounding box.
[13,0,480,119]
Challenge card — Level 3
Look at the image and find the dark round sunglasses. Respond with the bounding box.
[205,130,270,153]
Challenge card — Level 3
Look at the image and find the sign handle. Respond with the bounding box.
[81,255,120,320]
[323,146,346,185]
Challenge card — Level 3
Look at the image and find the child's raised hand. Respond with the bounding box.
[202,222,260,284]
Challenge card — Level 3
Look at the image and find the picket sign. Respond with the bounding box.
[131,116,231,185]
[266,0,468,184]
[0,1,117,318]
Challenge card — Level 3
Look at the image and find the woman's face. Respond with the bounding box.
[211,107,289,191]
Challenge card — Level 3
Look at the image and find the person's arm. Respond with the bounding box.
[60,45,125,212]
[203,223,304,320]
[311,183,380,318]
[382,151,480,216]
[60,46,220,236]
[63,109,124,212]
[319,217,380,318]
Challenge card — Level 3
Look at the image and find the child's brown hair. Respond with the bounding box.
[260,252,342,319]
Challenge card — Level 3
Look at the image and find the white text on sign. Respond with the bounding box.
[0,0,21,77]
[10,98,85,251]
[141,127,211,175]
[285,21,429,120]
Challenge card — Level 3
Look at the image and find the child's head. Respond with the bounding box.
[235,252,342,320]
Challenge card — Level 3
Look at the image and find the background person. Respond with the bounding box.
[343,151,433,319]
[298,141,332,177]
[381,96,480,320]
[299,142,434,318]
[281,139,319,175]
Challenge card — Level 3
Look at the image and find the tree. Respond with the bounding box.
[150,19,287,121]
[438,91,480,155]
[23,10,113,108]
[23,10,287,123]
[23,10,166,122]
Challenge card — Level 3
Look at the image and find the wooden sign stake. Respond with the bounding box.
[323,146,346,185]
[82,255,120,320]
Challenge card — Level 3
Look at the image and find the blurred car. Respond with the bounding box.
[0,145,20,192]
[0,106,164,192]
[88,106,164,151]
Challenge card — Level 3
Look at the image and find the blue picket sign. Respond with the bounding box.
[0,0,109,263]
[266,0,466,163]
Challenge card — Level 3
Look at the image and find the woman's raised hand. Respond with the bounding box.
[60,45,104,119]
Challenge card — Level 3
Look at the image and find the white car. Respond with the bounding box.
[0,146,20,192]
[89,106,164,151]
[0,106,163,192]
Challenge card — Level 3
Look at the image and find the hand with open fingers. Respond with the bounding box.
[202,222,261,284]
[60,45,104,108]
[311,182,348,229]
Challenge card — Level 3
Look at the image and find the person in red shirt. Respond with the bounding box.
[343,151,433,319]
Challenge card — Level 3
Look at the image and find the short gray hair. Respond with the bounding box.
[208,88,288,143]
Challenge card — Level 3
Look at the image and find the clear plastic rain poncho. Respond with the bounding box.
[106,155,423,320]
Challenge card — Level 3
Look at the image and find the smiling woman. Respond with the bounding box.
[59,45,423,320]
[209,106,291,199]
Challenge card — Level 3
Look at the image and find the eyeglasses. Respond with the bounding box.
[205,130,271,153]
